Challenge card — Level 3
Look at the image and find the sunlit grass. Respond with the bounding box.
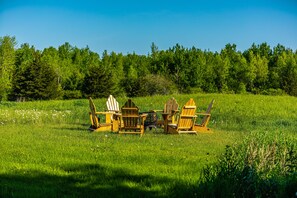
[0,124,239,197]
[0,93,296,197]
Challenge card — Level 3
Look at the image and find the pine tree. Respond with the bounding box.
[11,51,61,100]
[82,65,116,98]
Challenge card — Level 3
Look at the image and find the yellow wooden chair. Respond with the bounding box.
[165,98,197,134]
[119,99,147,136]
[154,97,179,127]
[194,99,215,133]
[88,97,113,132]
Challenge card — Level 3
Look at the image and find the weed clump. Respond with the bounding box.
[197,131,297,198]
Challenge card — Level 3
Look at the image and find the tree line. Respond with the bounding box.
[1,35,297,101]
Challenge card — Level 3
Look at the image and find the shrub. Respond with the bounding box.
[63,90,82,99]
[197,131,297,197]
[261,88,287,96]
[137,74,178,96]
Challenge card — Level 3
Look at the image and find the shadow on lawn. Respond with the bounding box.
[52,123,91,132]
[0,163,198,198]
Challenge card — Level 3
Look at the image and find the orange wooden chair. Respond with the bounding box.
[119,99,147,136]
[88,97,113,132]
[154,97,179,127]
[194,99,215,133]
[165,98,197,134]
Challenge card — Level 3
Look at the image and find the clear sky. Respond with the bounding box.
[1,0,297,55]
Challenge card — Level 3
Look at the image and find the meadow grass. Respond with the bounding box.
[0,93,296,197]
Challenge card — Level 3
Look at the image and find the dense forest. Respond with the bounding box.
[0,35,297,101]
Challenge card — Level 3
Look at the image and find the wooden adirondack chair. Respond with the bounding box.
[165,98,197,134]
[106,95,120,113]
[194,99,215,133]
[119,99,147,136]
[106,95,121,132]
[154,97,179,127]
[88,97,113,132]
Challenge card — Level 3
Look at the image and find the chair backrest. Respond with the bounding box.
[164,97,179,119]
[106,95,119,112]
[89,97,99,128]
[201,99,215,126]
[177,98,196,130]
[121,99,140,129]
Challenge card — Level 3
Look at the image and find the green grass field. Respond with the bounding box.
[0,94,296,197]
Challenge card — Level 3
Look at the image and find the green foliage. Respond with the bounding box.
[82,65,116,98]
[3,36,297,100]
[137,74,178,96]
[63,70,84,91]
[261,88,287,96]
[0,36,16,101]
[63,90,83,99]
[10,51,62,100]
[101,51,125,96]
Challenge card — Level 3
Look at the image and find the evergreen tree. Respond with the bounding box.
[82,64,116,98]
[12,51,61,100]
[10,43,35,101]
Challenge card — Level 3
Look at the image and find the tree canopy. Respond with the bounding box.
[1,35,297,101]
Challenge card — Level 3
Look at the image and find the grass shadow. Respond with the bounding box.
[0,163,198,197]
[52,123,90,131]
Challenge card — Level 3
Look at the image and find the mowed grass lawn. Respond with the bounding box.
[0,93,296,197]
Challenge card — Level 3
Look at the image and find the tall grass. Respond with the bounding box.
[197,131,297,197]
[1,93,297,132]
[0,93,297,197]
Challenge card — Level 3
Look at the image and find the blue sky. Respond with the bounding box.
[1,0,297,55]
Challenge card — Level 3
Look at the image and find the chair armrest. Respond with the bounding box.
[171,110,179,114]
[152,110,163,112]
[161,113,170,121]
[140,113,148,124]
[96,111,114,115]
[196,112,211,116]
[89,111,114,115]
[106,110,120,113]
[140,113,148,118]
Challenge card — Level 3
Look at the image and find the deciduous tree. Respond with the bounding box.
[0,36,16,100]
